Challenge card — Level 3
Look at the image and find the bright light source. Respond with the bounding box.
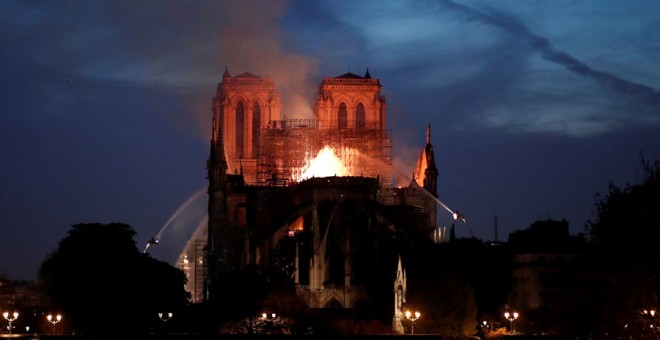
[297,146,350,181]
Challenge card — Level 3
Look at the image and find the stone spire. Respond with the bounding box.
[413,124,438,196]
[392,255,407,334]
[423,124,438,196]
[426,124,431,145]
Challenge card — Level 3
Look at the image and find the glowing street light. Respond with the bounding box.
[642,309,657,332]
[258,312,281,335]
[3,311,19,334]
[405,310,421,334]
[158,312,173,323]
[47,314,62,333]
[261,312,276,319]
[504,311,519,333]
[47,313,62,324]
[158,312,173,333]
[481,320,490,334]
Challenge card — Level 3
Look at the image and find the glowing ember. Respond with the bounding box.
[297,146,350,181]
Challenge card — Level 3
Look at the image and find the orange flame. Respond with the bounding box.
[296,146,350,181]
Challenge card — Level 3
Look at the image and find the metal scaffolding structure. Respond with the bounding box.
[256,119,392,187]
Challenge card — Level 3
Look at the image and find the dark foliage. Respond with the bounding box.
[587,157,660,337]
[38,223,190,335]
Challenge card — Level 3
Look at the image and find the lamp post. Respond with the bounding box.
[3,311,19,334]
[642,309,656,335]
[260,312,279,334]
[261,312,276,319]
[481,320,490,335]
[158,312,173,323]
[642,309,656,318]
[158,312,173,333]
[504,311,519,333]
[47,314,62,334]
[405,310,421,334]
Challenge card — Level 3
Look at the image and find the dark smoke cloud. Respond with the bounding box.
[210,0,320,119]
[0,1,320,133]
[436,0,660,111]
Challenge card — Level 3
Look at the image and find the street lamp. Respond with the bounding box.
[158,313,173,333]
[159,312,173,323]
[642,309,656,333]
[47,313,62,325]
[47,314,62,334]
[260,312,279,334]
[3,311,19,334]
[504,311,519,333]
[261,312,276,319]
[405,310,421,334]
[481,320,490,334]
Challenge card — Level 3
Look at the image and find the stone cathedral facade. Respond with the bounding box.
[201,68,439,314]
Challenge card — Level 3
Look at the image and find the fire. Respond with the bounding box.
[287,216,304,236]
[297,146,350,181]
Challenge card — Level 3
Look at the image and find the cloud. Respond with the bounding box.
[1,0,325,141]
[432,0,660,135]
[306,0,660,137]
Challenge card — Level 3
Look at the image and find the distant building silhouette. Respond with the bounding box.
[507,219,588,334]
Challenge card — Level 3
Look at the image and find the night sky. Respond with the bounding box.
[2,0,659,281]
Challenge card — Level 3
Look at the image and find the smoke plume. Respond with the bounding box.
[218,0,320,119]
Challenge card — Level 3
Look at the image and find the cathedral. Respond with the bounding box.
[180,68,441,318]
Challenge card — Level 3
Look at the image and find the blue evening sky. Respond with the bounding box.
[1,0,659,280]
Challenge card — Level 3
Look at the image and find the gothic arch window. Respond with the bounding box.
[356,103,366,129]
[338,103,348,129]
[236,101,244,158]
[252,102,261,158]
[324,298,343,309]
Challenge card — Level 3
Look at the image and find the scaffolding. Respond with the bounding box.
[257,119,392,187]
[178,238,208,303]
[193,239,207,303]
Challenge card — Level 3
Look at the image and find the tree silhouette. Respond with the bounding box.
[588,157,660,337]
[38,223,189,335]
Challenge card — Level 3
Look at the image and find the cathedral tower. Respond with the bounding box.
[313,69,392,186]
[315,69,387,133]
[212,68,281,183]
[207,68,269,300]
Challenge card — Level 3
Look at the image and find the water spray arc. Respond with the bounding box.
[143,187,207,253]
[357,151,476,238]
[408,176,476,238]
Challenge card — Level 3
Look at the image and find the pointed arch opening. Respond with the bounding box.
[252,102,261,158]
[236,102,244,158]
[324,298,344,309]
[338,103,348,129]
[356,103,366,129]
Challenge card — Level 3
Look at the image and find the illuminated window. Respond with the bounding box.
[338,103,347,129]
